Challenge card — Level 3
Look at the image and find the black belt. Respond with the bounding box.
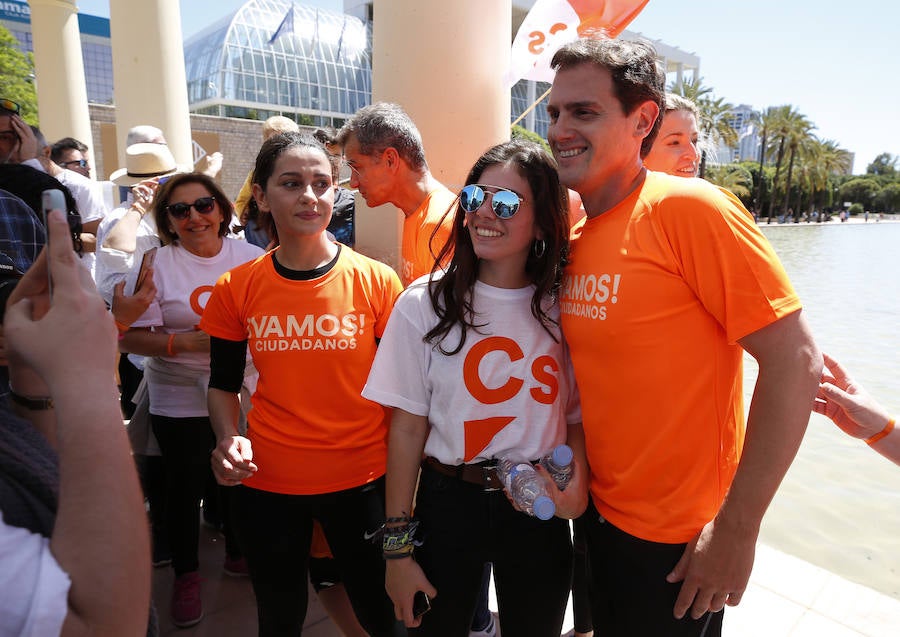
[423,457,503,491]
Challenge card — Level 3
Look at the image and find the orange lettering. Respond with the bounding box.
[463,416,516,462]
[463,336,524,404]
[549,22,568,35]
[530,355,559,404]
[527,30,546,55]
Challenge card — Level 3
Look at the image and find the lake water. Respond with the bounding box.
[747,221,900,600]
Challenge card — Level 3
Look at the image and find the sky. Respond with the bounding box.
[75,0,899,175]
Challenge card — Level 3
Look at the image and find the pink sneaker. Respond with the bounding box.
[171,571,203,627]
[223,555,250,577]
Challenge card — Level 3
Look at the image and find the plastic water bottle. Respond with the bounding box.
[496,459,556,520]
[540,444,574,491]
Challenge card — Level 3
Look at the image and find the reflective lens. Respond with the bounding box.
[0,98,20,115]
[166,196,216,219]
[458,184,523,219]
[61,159,89,169]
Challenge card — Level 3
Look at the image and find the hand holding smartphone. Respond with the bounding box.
[136,247,157,293]
[41,189,66,297]
[412,590,431,619]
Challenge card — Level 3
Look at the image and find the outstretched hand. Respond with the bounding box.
[814,352,892,439]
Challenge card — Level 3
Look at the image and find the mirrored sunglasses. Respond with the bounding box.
[0,98,20,115]
[458,184,523,219]
[61,159,89,169]
[166,196,216,219]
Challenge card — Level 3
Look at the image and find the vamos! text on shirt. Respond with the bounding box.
[248,313,365,351]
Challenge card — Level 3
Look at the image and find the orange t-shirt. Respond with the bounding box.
[200,248,403,495]
[560,171,801,543]
[400,186,456,285]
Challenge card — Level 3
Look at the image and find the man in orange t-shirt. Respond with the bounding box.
[546,39,822,636]
[336,103,455,285]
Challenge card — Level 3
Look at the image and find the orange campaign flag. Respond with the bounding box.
[506,0,650,87]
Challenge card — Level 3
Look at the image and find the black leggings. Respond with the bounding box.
[232,479,404,637]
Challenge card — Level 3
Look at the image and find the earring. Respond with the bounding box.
[532,239,546,258]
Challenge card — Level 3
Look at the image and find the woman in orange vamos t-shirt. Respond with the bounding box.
[199,132,403,637]
[362,140,588,636]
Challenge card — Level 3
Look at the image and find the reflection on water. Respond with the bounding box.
[748,222,900,599]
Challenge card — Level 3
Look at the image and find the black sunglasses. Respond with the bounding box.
[165,196,216,219]
[0,98,20,115]
[60,159,89,169]
[458,184,524,219]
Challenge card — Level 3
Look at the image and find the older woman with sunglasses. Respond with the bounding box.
[120,172,263,628]
[363,140,589,636]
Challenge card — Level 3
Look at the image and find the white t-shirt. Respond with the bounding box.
[363,278,581,465]
[132,238,264,417]
[0,511,70,637]
[56,169,109,278]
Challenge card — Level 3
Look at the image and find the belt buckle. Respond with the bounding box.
[482,464,502,492]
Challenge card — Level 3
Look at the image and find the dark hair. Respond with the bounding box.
[551,38,665,157]
[50,137,89,163]
[335,103,427,171]
[425,139,569,355]
[152,172,232,245]
[0,163,83,254]
[251,131,332,244]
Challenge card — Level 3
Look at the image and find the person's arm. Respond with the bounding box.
[383,408,437,628]
[4,208,150,636]
[668,309,821,619]
[102,179,157,252]
[208,335,257,485]
[815,352,899,465]
[119,327,210,357]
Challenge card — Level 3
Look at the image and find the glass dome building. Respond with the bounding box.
[184,0,371,127]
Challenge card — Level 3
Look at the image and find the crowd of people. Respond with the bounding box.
[1,35,897,637]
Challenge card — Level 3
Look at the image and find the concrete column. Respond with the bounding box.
[108,0,192,168]
[27,0,93,166]
[358,0,512,265]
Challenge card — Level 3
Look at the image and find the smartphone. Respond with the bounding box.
[136,247,157,292]
[412,591,431,619]
[41,189,67,296]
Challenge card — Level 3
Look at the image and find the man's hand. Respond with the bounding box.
[10,115,37,162]
[667,516,757,620]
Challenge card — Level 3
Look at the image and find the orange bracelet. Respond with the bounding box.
[864,418,895,446]
[166,333,177,357]
[114,319,130,334]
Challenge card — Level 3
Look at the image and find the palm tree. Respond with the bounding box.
[706,164,753,199]
[764,105,796,222]
[779,111,815,221]
[803,138,852,216]
[753,107,781,216]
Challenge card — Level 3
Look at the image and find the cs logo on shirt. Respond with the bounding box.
[461,336,559,461]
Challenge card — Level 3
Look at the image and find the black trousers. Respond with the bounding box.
[582,502,724,636]
[232,478,405,637]
[409,463,573,637]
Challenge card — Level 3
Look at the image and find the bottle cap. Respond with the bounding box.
[552,445,573,466]
[533,495,555,520]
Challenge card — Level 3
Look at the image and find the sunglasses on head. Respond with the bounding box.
[458,184,523,219]
[165,196,216,219]
[61,159,89,169]
[0,98,20,115]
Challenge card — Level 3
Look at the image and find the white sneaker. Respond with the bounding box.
[469,612,498,637]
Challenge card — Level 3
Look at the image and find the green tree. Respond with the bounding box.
[866,152,897,177]
[0,24,37,125]
[779,111,814,221]
[706,164,753,200]
[874,182,900,212]
[511,124,550,153]
[838,177,881,210]
[752,107,780,215]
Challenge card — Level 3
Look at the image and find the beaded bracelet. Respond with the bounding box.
[864,418,895,446]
